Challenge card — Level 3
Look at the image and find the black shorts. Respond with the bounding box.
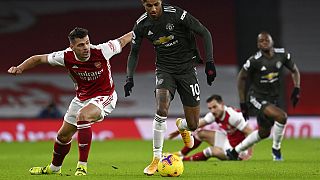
[155,70,200,107]
[248,95,278,129]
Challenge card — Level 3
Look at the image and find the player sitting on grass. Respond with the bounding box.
[169,94,253,161]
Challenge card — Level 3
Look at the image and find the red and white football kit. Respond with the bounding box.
[47,40,121,126]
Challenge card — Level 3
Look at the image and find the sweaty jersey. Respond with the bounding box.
[47,40,121,101]
[203,106,247,147]
[243,48,295,98]
[129,4,213,74]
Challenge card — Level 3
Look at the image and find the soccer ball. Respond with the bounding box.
[157,154,184,177]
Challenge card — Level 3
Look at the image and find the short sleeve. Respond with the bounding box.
[203,112,215,124]
[47,50,65,66]
[228,110,248,131]
[98,39,122,60]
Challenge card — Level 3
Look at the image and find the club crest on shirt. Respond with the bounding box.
[276,61,282,69]
[166,23,174,31]
[94,62,102,68]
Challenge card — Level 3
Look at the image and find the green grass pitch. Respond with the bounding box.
[0,138,319,179]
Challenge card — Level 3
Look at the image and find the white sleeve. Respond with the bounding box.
[228,110,248,131]
[98,39,122,60]
[203,112,215,124]
[47,50,65,66]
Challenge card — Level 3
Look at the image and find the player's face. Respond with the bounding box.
[70,35,91,61]
[257,33,273,52]
[207,100,224,119]
[142,0,162,19]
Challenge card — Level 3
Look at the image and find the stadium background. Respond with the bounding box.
[0,0,319,142]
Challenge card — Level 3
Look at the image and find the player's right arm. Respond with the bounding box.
[237,68,248,104]
[8,54,48,75]
[127,25,143,78]
[124,22,144,97]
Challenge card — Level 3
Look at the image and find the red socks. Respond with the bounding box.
[77,121,92,162]
[181,137,202,155]
[183,152,209,161]
[52,138,71,166]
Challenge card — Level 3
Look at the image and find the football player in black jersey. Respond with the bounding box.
[123,0,216,175]
[226,32,300,161]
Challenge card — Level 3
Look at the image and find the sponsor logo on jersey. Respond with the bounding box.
[261,72,279,83]
[153,35,174,45]
[166,23,174,31]
[75,69,104,81]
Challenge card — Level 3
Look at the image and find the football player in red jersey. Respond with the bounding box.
[8,27,132,176]
[169,94,253,161]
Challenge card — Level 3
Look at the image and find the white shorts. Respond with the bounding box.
[214,130,232,151]
[64,91,117,126]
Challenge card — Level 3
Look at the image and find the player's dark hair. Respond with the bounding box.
[68,27,89,42]
[206,94,223,103]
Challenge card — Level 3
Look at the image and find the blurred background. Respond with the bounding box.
[0,0,319,141]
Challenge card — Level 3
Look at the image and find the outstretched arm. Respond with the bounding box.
[118,31,133,49]
[7,55,48,75]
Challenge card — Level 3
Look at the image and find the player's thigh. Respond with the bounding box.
[214,130,231,151]
[197,130,215,146]
[155,71,177,100]
[64,91,117,126]
[248,95,275,128]
[176,71,200,107]
[87,91,118,122]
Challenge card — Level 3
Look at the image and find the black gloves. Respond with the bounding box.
[290,87,300,107]
[205,61,216,86]
[124,76,134,97]
[240,102,249,120]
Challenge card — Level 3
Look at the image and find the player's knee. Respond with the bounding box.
[277,112,287,124]
[258,129,271,139]
[56,134,72,144]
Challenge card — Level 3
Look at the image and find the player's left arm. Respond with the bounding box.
[284,52,301,107]
[8,54,48,75]
[118,31,133,49]
[180,11,213,63]
[179,10,216,85]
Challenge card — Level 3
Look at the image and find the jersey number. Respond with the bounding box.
[190,84,200,96]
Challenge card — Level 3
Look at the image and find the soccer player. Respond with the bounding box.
[7,27,132,176]
[226,32,301,161]
[123,0,216,175]
[169,94,253,161]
